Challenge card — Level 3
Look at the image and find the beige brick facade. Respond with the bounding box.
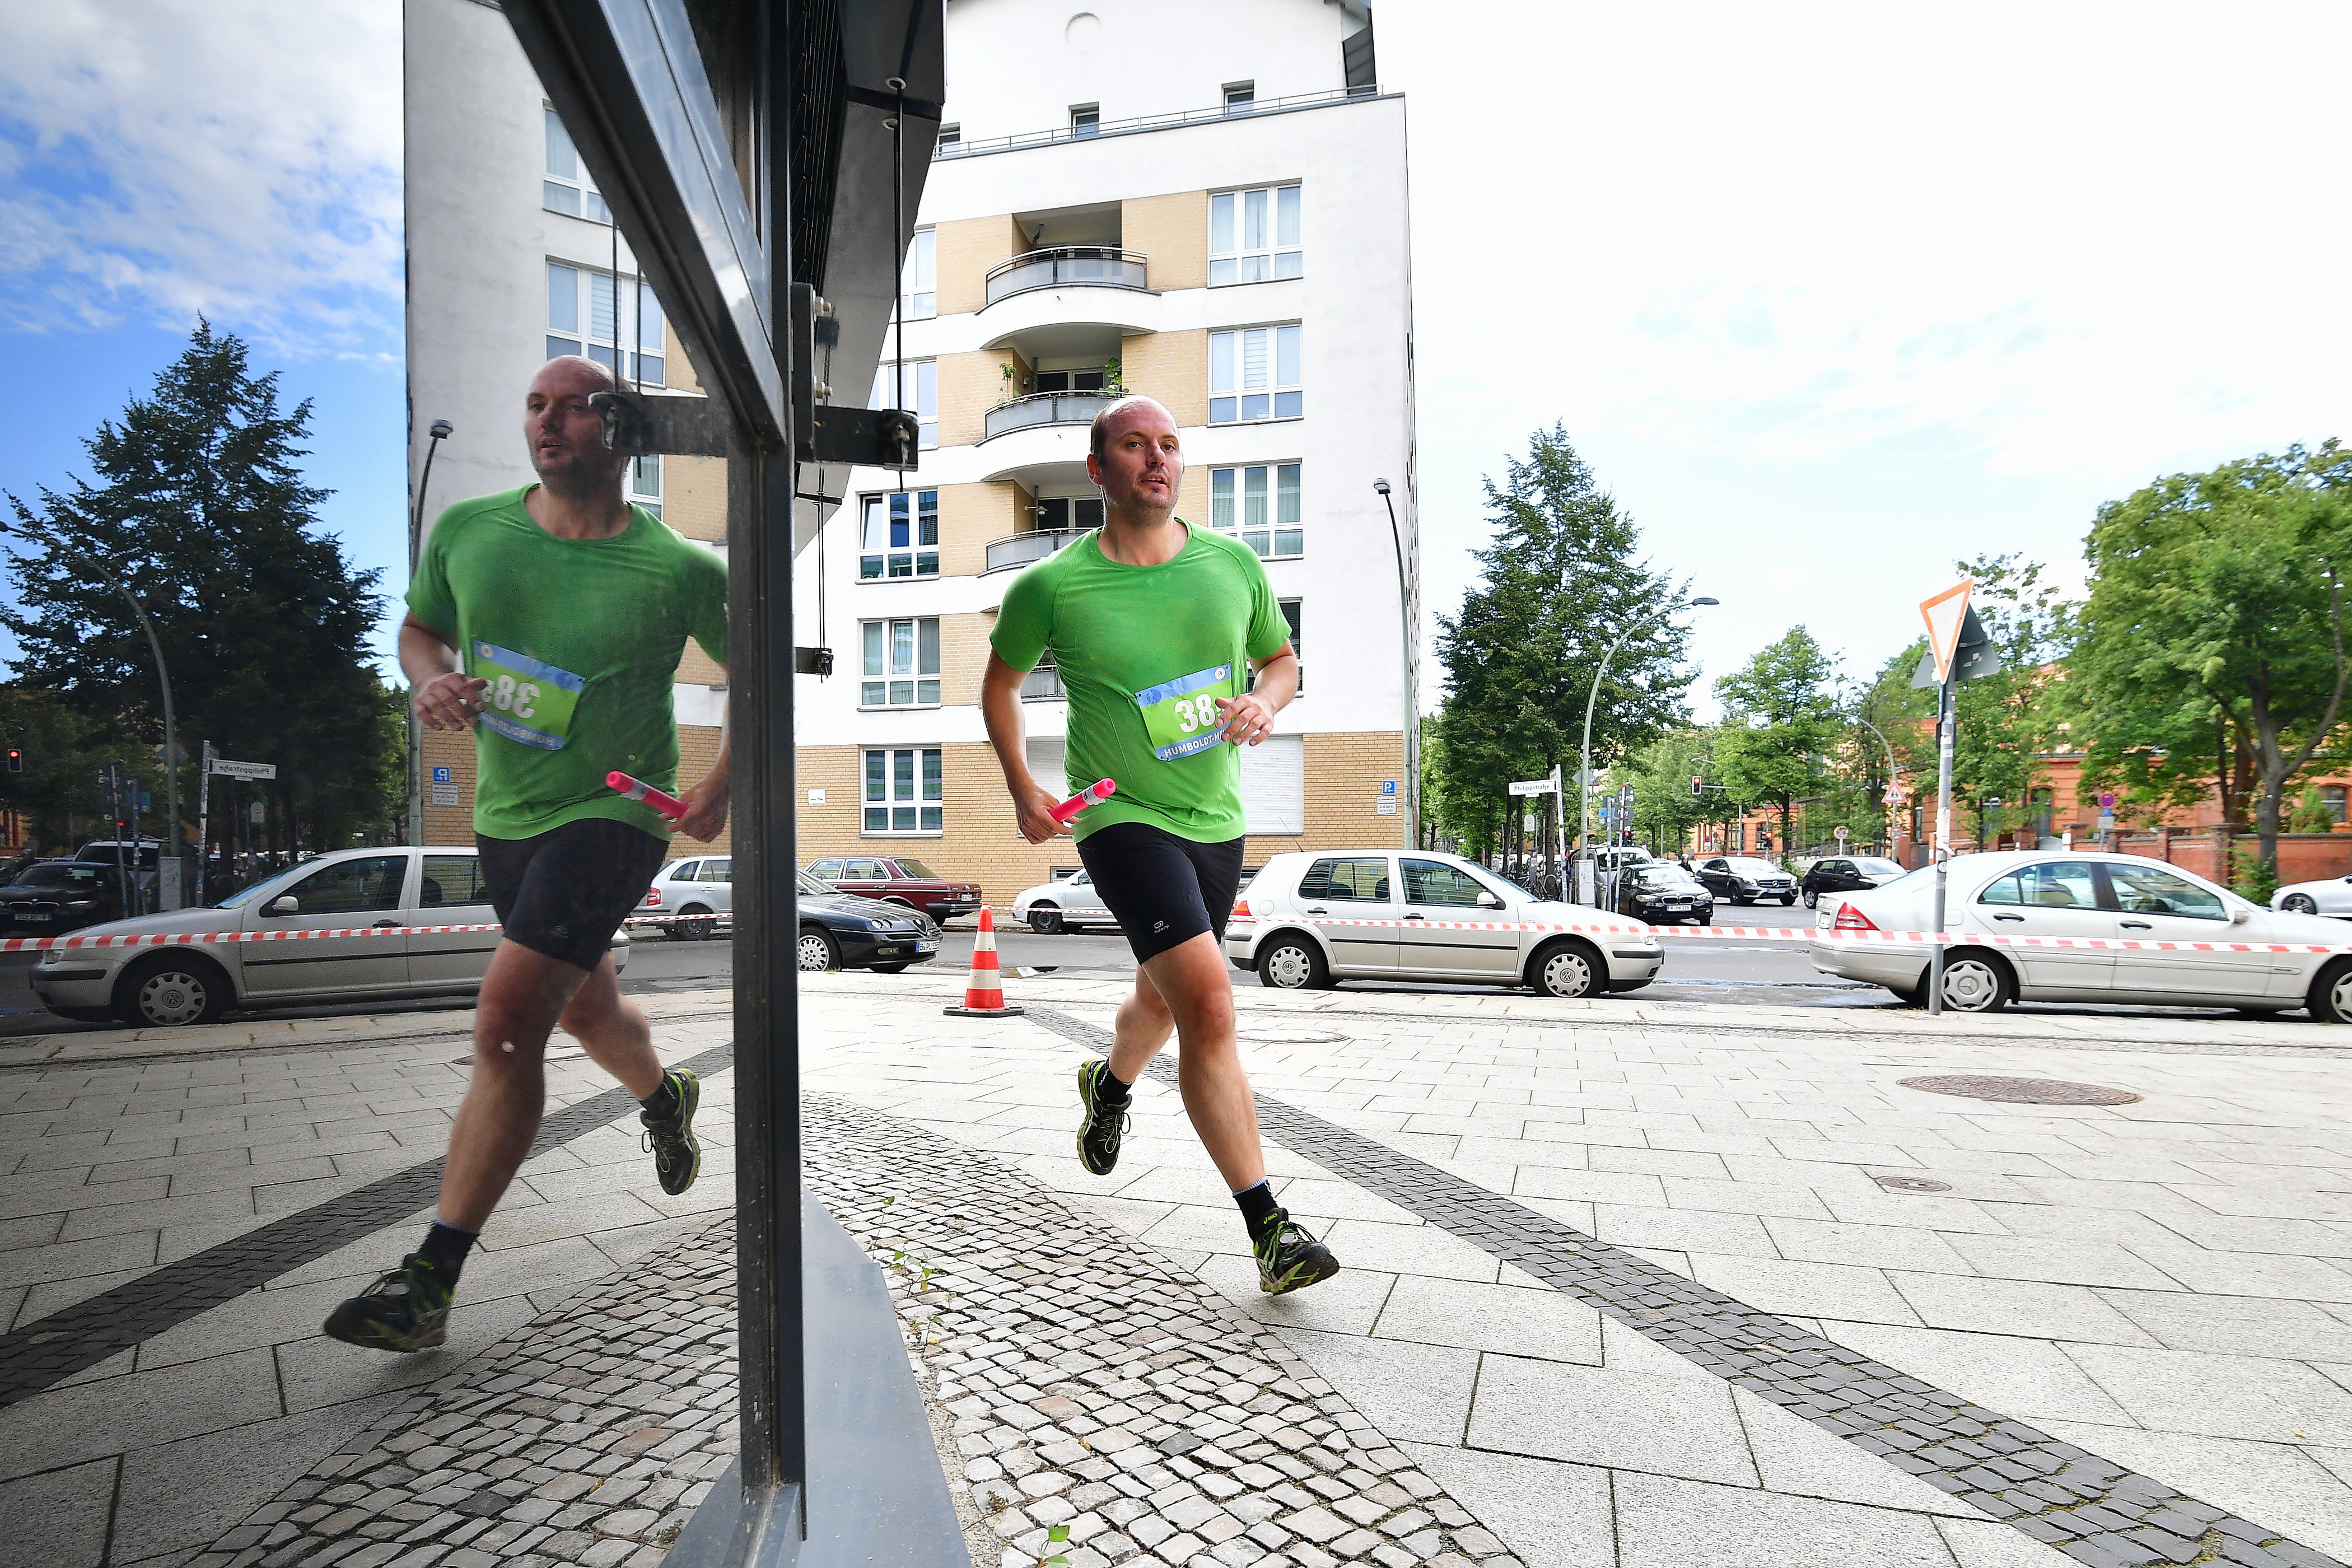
[1122,190,1208,292]
[934,214,1028,316]
[1119,329,1207,428]
[935,480,1031,578]
[792,730,1405,909]
[936,346,1032,450]
[664,454,725,542]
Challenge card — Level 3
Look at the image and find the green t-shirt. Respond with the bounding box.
[991,524,1290,844]
[408,486,728,841]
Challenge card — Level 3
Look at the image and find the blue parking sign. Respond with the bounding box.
[431,767,452,783]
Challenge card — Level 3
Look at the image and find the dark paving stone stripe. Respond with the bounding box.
[0,1040,735,1408]
[1028,1007,2345,1568]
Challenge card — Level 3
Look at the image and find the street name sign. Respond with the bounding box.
[1509,778,1556,795]
[208,758,276,781]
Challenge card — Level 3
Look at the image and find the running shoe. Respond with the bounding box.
[641,1067,702,1196]
[1254,1210,1341,1295]
[1075,1058,1130,1176]
[321,1253,455,1353]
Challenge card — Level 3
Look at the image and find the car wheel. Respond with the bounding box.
[676,907,716,942]
[1935,951,2014,1014]
[1257,935,1329,991]
[1028,904,1064,935]
[2284,893,2320,915]
[1530,940,1600,1000]
[871,962,911,974]
[2308,958,2352,1024]
[115,955,228,1028]
[797,927,841,973]
[1781,894,1798,907]
[1803,889,1818,909]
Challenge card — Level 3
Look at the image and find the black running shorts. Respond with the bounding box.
[1077,821,1247,965]
[477,818,671,972]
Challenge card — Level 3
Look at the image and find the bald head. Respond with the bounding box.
[1088,394,1174,459]
[1084,394,1182,525]
[524,355,626,499]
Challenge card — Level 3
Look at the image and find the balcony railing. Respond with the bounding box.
[984,526,1095,575]
[936,85,1385,160]
[982,390,1120,443]
[1021,663,1067,701]
[984,246,1149,306]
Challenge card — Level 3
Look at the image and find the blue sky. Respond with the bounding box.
[2,1,2347,711]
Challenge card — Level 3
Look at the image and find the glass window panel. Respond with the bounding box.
[922,750,942,800]
[590,273,616,340]
[1276,185,1301,246]
[1276,324,1301,385]
[629,453,661,497]
[1274,528,1303,557]
[917,679,940,704]
[1273,389,1302,418]
[1277,464,1301,524]
[1404,859,1485,907]
[1210,397,1236,424]
[893,806,916,830]
[860,556,884,580]
[1243,253,1268,283]
[920,806,942,832]
[2109,864,2225,920]
[1977,874,2022,906]
[894,750,914,800]
[1242,393,1268,421]
[865,750,884,798]
[863,622,884,677]
[916,550,937,575]
[1209,332,1234,393]
[918,491,939,545]
[543,181,581,217]
[918,618,940,675]
[889,680,913,704]
[637,353,664,387]
[1211,469,1234,529]
[1275,250,1303,279]
[545,109,577,178]
[864,807,889,830]
[916,361,936,418]
[862,497,888,551]
[547,264,578,331]
[1243,531,1270,557]
[1242,328,1268,389]
[1076,498,1104,528]
[638,281,662,342]
[862,681,885,704]
[889,491,909,548]
[1209,258,1237,287]
[1244,188,1266,250]
[908,230,935,291]
[1210,193,1234,255]
[1244,466,1267,529]
[586,343,616,373]
[892,620,914,674]
[545,335,581,360]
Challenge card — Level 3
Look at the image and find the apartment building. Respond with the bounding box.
[794,0,1419,904]
[403,0,729,857]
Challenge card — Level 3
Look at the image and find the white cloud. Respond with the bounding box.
[0,1,402,354]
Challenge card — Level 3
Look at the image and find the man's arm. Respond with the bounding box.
[982,652,1068,844]
[675,664,730,842]
[403,613,488,731]
[1216,641,1297,745]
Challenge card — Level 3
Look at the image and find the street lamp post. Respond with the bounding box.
[1579,598,1717,893]
[1371,479,1417,849]
[408,420,454,846]
[1850,709,1901,856]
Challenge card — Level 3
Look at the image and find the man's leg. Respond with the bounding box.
[437,940,595,1229]
[559,953,704,1195]
[1132,935,1263,1192]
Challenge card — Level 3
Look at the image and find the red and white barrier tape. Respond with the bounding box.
[1215,911,2352,955]
[2,913,694,956]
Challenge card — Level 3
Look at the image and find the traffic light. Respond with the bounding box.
[4,749,18,773]
[1691,774,1702,797]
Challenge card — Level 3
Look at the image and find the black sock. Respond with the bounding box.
[1094,1061,1132,1107]
[419,1219,477,1281]
[1233,1180,1281,1243]
[639,1072,680,1120]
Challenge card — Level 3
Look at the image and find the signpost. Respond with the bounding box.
[1911,580,2006,1017]
[197,746,278,904]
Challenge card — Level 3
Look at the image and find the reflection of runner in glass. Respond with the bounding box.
[981,395,1338,1295]
[324,356,729,1352]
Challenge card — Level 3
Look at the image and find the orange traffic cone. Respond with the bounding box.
[942,906,1025,1018]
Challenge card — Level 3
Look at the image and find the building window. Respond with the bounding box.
[869,360,937,449]
[865,747,944,834]
[1223,81,1255,114]
[2327,785,2349,824]
[1208,464,1301,557]
[1250,599,1302,694]
[1210,186,1301,286]
[901,230,936,320]
[860,489,939,580]
[628,454,661,519]
[1071,103,1100,137]
[1035,496,1104,531]
[546,263,665,385]
[1209,326,1301,423]
[936,123,960,152]
[543,109,611,223]
[862,618,941,707]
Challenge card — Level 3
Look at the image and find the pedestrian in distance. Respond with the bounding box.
[324,355,729,1353]
[979,394,1339,1296]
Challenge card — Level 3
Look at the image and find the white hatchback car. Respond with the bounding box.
[1010,869,1114,934]
[30,846,628,1029]
[1812,850,2352,1018]
[637,855,733,940]
[1226,849,1663,998]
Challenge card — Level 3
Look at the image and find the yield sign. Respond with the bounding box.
[1920,578,1973,684]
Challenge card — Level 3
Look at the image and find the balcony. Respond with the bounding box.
[1021,662,1067,701]
[984,526,1095,575]
[985,246,1147,306]
[983,390,1121,443]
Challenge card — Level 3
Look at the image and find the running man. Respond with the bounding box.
[325,355,729,1352]
[981,394,1338,1295]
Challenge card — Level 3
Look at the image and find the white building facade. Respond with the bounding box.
[793,0,1420,903]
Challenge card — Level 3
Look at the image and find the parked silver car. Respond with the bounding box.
[1010,868,1114,934]
[1225,850,1662,998]
[30,846,627,1028]
[638,855,733,940]
[2274,874,2352,920]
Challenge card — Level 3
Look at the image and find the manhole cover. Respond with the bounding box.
[1239,1029,1349,1044]
[1873,1174,1953,1193]
[1898,1074,2142,1106]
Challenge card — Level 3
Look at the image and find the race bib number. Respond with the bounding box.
[470,640,584,751]
[1136,664,1236,762]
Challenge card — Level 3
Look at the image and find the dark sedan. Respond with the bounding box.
[796,871,941,973]
[1800,855,1908,909]
[1695,856,1799,907]
[1618,864,1715,925]
[0,861,130,936]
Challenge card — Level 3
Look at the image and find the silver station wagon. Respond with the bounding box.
[30,846,628,1028]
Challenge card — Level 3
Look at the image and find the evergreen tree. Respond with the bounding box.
[1434,427,1697,866]
[2,322,397,854]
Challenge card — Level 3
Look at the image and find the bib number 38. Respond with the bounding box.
[470,639,586,752]
[1136,664,1236,762]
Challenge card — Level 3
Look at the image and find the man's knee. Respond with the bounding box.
[1168,978,1235,1042]
[558,977,636,1039]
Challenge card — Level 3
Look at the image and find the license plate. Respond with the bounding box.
[917,941,937,953]
[17,913,49,923]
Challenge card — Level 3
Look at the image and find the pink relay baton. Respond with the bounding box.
[1049,777,1117,824]
[608,770,689,822]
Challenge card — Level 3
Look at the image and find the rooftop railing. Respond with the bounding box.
[982,390,1121,443]
[984,526,1096,575]
[984,246,1148,306]
[936,85,1385,160]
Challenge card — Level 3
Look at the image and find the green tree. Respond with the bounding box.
[0,688,127,853]
[1434,427,1697,868]
[1714,628,1840,862]
[2069,443,2352,870]
[1627,726,1740,853]
[1,323,399,855]
[2291,784,2337,834]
